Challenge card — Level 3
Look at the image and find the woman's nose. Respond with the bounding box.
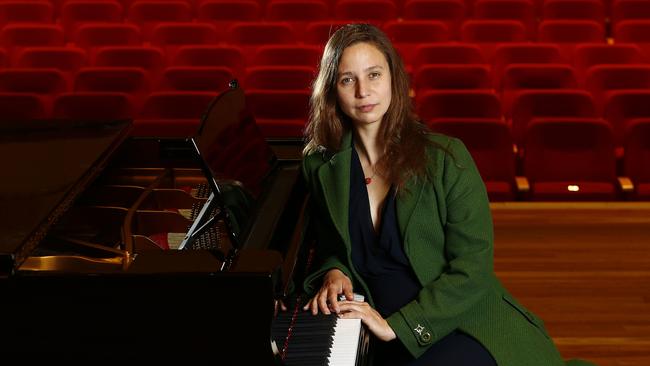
[355,79,369,98]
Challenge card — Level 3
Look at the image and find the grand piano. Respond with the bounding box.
[0,83,368,364]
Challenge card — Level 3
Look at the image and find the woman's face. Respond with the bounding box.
[335,42,392,128]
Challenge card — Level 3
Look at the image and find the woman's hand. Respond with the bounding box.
[338,300,397,342]
[303,268,354,315]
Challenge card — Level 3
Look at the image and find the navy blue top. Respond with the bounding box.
[348,146,421,318]
[348,145,498,366]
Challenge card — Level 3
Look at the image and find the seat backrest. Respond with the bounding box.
[73,23,142,49]
[623,118,650,184]
[510,89,597,144]
[53,92,135,120]
[0,1,54,25]
[140,91,217,119]
[244,66,315,90]
[0,92,48,119]
[74,67,150,95]
[416,90,502,120]
[414,64,492,91]
[603,90,650,144]
[523,117,616,183]
[0,68,68,95]
[159,66,233,91]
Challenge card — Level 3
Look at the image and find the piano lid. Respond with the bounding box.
[0,119,132,272]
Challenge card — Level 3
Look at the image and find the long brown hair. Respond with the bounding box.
[304,23,436,190]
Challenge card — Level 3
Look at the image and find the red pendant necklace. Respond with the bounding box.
[365,170,378,185]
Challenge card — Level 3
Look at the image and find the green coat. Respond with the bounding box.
[301,131,567,366]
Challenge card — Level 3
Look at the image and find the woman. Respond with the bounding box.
[300,23,587,366]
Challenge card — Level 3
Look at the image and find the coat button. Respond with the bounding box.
[421,331,432,343]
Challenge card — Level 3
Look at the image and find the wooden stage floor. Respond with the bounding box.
[492,202,650,366]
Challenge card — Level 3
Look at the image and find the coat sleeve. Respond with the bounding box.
[300,154,354,296]
[386,137,495,358]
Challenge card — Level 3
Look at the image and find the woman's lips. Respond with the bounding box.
[357,104,377,112]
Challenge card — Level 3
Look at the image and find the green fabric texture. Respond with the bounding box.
[301,131,595,366]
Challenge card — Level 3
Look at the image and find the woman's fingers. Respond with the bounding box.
[317,288,331,315]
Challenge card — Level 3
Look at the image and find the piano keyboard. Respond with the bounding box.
[272,295,365,366]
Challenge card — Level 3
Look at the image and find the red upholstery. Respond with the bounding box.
[245,89,310,137]
[585,65,650,109]
[197,0,262,23]
[60,1,123,35]
[126,1,192,37]
[612,0,650,25]
[474,0,536,38]
[150,22,219,46]
[244,66,315,90]
[0,24,64,49]
[509,89,596,144]
[623,119,650,200]
[0,1,54,25]
[384,20,449,65]
[538,20,605,60]
[15,47,87,72]
[53,92,135,120]
[414,64,491,91]
[135,91,217,137]
[266,0,330,22]
[460,20,528,60]
[334,0,397,25]
[416,90,502,121]
[92,46,165,73]
[159,66,233,91]
[413,43,485,72]
[523,118,618,201]
[402,0,466,37]
[171,45,244,77]
[304,20,353,45]
[0,68,68,95]
[252,45,321,67]
[614,20,650,60]
[74,67,149,97]
[603,90,650,145]
[574,43,644,73]
[500,64,578,111]
[431,118,517,201]
[0,92,48,119]
[542,0,605,26]
[226,22,296,45]
[73,23,142,49]
[493,43,565,80]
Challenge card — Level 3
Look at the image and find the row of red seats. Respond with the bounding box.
[432,117,650,201]
[2,81,648,146]
[1,89,647,201]
[2,0,648,28]
[4,18,650,47]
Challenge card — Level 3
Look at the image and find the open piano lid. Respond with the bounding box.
[0,118,132,275]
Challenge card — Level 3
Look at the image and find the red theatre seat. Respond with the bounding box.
[612,0,650,25]
[0,24,64,50]
[92,46,165,74]
[402,0,466,38]
[574,43,644,76]
[542,0,605,26]
[431,119,517,201]
[135,91,217,137]
[304,20,353,45]
[524,118,618,201]
[126,1,192,38]
[60,1,123,35]
[603,90,650,146]
[74,67,150,97]
[197,0,262,25]
[53,92,135,120]
[500,64,578,112]
[15,47,86,72]
[72,23,142,49]
[0,1,54,25]
[413,43,485,70]
[474,0,537,38]
[585,65,650,109]
[538,20,605,60]
[416,90,502,121]
[266,0,329,23]
[245,89,310,138]
[244,66,315,90]
[383,20,449,66]
[0,93,48,119]
[460,20,528,60]
[624,119,650,200]
[334,0,397,26]
[509,89,597,145]
[226,22,296,60]
[251,45,321,67]
[493,43,565,83]
[0,68,68,95]
[159,66,233,91]
[614,20,650,60]
[171,45,245,77]
[414,64,492,92]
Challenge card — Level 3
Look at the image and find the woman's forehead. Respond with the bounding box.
[338,42,388,72]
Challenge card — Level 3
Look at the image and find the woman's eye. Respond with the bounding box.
[340,77,354,85]
[369,72,381,79]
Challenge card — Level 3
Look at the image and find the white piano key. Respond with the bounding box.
[327,317,361,366]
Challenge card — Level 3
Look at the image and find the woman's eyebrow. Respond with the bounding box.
[337,65,384,77]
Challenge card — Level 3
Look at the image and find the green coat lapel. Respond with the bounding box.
[316,132,353,248]
[315,131,425,253]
